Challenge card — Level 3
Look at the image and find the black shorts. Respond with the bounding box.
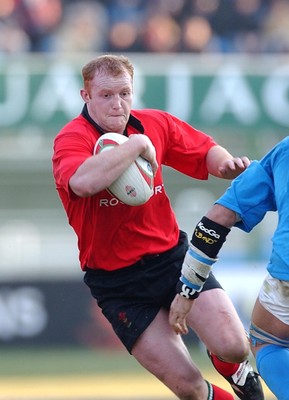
[84,230,223,353]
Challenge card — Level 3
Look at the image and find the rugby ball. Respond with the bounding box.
[94,132,154,206]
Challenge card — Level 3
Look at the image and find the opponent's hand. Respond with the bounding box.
[169,294,194,335]
[218,156,251,179]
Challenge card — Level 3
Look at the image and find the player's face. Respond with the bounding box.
[81,70,133,134]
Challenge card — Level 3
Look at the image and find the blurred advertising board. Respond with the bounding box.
[1,54,289,139]
[0,280,122,348]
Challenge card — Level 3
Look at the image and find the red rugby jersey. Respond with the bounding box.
[52,108,217,271]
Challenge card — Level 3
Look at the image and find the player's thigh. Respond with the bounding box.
[250,299,289,358]
[187,288,249,361]
[252,298,289,341]
[132,308,202,383]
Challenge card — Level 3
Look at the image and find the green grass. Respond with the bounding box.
[0,346,275,399]
[0,346,209,377]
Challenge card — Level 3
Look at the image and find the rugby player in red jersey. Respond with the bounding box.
[52,54,264,400]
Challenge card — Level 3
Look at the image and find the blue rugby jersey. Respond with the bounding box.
[216,136,289,280]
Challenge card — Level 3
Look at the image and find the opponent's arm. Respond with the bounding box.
[169,208,237,334]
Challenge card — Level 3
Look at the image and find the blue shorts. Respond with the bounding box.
[84,230,223,353]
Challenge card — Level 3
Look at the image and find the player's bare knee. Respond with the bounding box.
[215,340,249,364]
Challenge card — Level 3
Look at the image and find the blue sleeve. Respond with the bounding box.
[215,160,276,232]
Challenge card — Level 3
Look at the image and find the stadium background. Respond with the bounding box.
[1,0,288,398]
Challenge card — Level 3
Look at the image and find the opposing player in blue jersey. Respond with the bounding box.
[169,136,289,400]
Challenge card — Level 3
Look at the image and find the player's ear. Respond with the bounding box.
[80,88,90,103]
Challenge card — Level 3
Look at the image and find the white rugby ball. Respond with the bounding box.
[94,132,154,206]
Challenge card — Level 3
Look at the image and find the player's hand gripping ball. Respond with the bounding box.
[94,132,154,206]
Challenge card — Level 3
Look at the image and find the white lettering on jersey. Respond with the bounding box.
[155,184,163,194]
[99,184,164,207]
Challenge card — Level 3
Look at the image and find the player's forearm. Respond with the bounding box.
[171,212,234,334]
[206,204,237,229]
[70,136,149,197]
[206,145,234,177]
[177,214,232,299]
[206,145,250,179]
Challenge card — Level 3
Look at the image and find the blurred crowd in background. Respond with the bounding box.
[1,0,289,54]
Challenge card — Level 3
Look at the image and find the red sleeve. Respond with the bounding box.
[163,113,217,179]
[52,119,97,198]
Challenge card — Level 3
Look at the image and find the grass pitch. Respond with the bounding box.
[0,346,275,399]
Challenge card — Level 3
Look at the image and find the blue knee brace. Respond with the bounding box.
[256,344,289,400]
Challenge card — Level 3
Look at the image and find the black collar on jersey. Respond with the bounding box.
[81,104,144,136]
